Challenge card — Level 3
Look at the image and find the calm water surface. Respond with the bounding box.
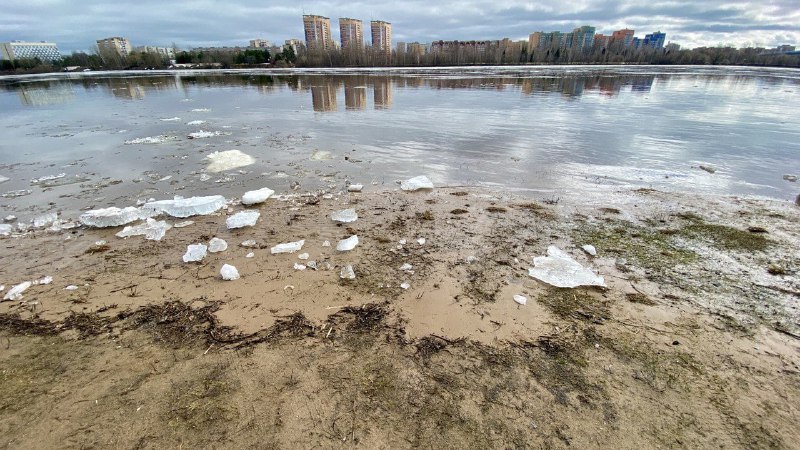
[1,66,798,220]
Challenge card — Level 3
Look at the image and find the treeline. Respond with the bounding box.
[173,47,296,67]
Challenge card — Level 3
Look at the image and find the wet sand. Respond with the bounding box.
[1,186,799,448]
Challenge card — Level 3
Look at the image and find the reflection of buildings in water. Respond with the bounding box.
[630,76,655,93]
[520,75,655,97]
[16,83,75,106]
[373,78,393,109]
[560,78,584,97]
[343,76,367,110]
[103,77,180,100]
[310,84,338,112]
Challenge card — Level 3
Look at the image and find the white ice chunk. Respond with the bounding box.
[144,195,226,218]
[340,265,355,279]
[208,237,228,253]
[33,212,58,228]
[0,224,12,236]
[513,295,527,305]
[183,243,208,263]
[271,239,305,254]
[226,210,260,229]
[306,261,317,270]
[322,240,331,247]
[116,218,172,241]
[465,255,478,264]
[160,117,181,121]
[220,264,240,280]
[187,120,206,126]
[124,135,178,145]
[174,220,194,228]
[3,281,32,301]
[294,263,307,271]
[65,285,79,291]
[245,252,255,258]
[582,245,597,256]
[188,130,225,139]
[528,246,606,288]
[399,239,407,245]
[206,150,255,173]
[400,175,434,191]
[347,184,363,192]
[34,276,53,285]
[336,235,359,251]
[80,207,149,228]
[241,240,258,248]
[417,238,426,245]
[400,263,413,271]
[241,187,275,205]
[400,282,411,290]
[298,253,309,260]
[330,208,358,223]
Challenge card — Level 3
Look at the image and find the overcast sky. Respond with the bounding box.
[2,0,798,53]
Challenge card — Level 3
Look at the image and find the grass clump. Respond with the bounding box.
[681,222,771,252]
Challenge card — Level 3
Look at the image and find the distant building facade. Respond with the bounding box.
[303,15,333,51]
[249,39,271,48]
[611,29,635,46]
[284,39,304,54]
[134,46,175,58]
[339,18,364,48]
[0,41,61,62]
[370,20,392,54]
[643,31,666,49]
[97,37,132,57]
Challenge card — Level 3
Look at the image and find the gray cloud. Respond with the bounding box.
[1,0,797,53]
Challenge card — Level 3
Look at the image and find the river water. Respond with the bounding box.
[1,65,798,221]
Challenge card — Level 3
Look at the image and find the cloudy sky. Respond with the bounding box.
[2,0,798,53]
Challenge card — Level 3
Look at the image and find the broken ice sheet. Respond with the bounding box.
[206,150,255,173]
[336,235,359,251]
[241,187,275,205]
[294,263,307,271]
[116,218,172,241]
[143,195,226,218]
[183,243,208,263]
[347,184,363,192]
[226,210,260,229]
[271,239,305,254]
[513,295,527,305]
[528,246,606,288]
[220,264,240,280]
[80,206,150,228]
[330,208,358,223]
[3,281,32,301]
[188,130,225,139]
[208,237,228,253]
[400,175,434,191]
[340,265,355,279]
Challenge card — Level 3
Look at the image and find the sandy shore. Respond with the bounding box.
[1,186,799,448]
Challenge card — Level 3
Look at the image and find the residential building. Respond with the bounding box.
[407,42,427,57]
[611,29,635,46]
[303,15,333,51]
[643,31,666,49]
[370,20,392,54]
[593,34,611,48]
[97,37,132,57]
[0,41,61,62]
[284,39,304,55]
[134,46,175,58]
[570,26,596,51]
[249,39,271,48]
[339,18,364,49]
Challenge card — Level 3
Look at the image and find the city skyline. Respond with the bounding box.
[1,1,798,54]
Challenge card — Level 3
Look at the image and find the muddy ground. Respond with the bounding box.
[1,186,799,448]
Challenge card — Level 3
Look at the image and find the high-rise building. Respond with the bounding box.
[370,21,392,54]
[303,15,333,51]
[611,29,635,46]
[571,26,596,51]
[593,34,611,48]
[97,37,132,57]
[134,46,176,58]
[0,41,61,62]
[339,18,364,49]
[249,39,271,48]
[284,39,304,55]
[643,31,666,49]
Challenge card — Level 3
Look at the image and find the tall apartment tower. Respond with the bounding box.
[303,15,333,51]
[611,29,635,46]
[339,18,364,48]
[370,21,392,54]
[96,37,132,57]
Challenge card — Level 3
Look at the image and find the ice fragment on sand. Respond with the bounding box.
[208,237,228,253]
[241,240,258,248]
[330,208,358,223]
[80,207,149,228]
[298,253,309,260]
[400,175,434,191]
[528,246,606,288]
[399,239,407,245]
[33,212,58,228]
[205,150,255,173]
[174,220,194,228]
[0,224,13,236]
[400,282,411,290]
[226,210,260,229]
[183,243,208,263]
[336,235,359,251]
[465,255,478,264]
[34,276,53,285]
[309,150,333,161]
[116,218,172,241]
[144,195,226,218]
[271,240,305,254]
[417,238,426,245]
[582,245,597,256]
[220,264,240,280]
[306,261,317,269]
[241,187,275,205]
[294,263,307,271]
[246,252,255,258]
[399,263,413,271]
[65,285,79,291]
[322,240,331,247]
[347,184,363,192]
[340,265,355,279]
[3,281,32,301]
[513,295,527,305]
[30,173,65,185]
